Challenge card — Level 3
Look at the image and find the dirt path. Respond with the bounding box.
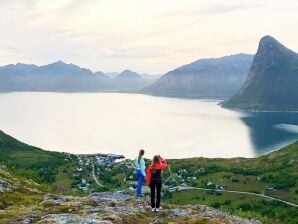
[91,165,104,187]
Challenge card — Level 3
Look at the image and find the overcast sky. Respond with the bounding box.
[0,0,298,74]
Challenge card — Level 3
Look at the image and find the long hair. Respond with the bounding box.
[138,149,145,163]
[151,155,161,174]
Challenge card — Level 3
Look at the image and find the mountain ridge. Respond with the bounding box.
[0,62,156,92]
[222,35,298,111]
[142,53,254,98]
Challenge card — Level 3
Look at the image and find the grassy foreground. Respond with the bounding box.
[0,130,297,223]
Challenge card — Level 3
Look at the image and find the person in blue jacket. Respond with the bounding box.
[135,149,146,197]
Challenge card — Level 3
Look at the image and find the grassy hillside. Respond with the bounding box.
[0,130,297,223]
[0,130,76,186]
[163,142,298,202]
[161,143,298,223]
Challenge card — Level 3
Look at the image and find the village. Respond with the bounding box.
[61,153,276,196]
[66,153,221,193]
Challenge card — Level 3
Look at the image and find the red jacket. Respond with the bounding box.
[146,157,167,185]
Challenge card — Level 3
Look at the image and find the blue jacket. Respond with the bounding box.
[135,157,146,177]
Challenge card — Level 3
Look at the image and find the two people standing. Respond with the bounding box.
[134,149,168,212]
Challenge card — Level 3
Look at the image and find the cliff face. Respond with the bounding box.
[222,36,298,111]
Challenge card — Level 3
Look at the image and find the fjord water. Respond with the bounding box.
[0,92,298,159]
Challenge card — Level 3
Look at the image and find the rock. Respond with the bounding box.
[87,192,132,203]
[39,213,102,224]
[0,178,19,192]
[15,191,262,224]
[43,194,82,204]
[168,208,191,217]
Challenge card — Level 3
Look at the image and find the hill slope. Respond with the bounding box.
[222,36,298,111]
[0,130,75,184]
[142,54,254,98]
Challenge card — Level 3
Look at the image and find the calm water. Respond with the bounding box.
[0,92,298,159]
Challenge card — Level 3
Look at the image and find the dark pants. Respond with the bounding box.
[150,179,162,208]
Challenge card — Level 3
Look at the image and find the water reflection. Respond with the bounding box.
[240,112,298,154]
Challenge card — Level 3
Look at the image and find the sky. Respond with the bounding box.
[0,0,298,74]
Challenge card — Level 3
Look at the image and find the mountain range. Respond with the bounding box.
[222,36,298,111]
[0,55,254,97]
[1,35,298,111]
[142,54,254,98]
[0,62,157,92]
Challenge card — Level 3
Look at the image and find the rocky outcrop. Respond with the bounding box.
[12,192,262,224]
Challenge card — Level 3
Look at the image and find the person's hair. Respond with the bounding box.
[138,149,145,163]
[151,155,161,174]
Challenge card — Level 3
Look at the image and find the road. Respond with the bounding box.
[169,186,298,208]
[91,165,104,187]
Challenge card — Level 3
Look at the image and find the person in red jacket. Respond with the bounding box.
[146,155,167,212]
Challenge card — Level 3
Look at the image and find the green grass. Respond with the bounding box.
[164,189,298,224]
[159,142,298,223]
[163,142,298,203]
[0,130,76,188]
[0,191,42,222]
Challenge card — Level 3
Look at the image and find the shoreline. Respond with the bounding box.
[2,91,298,112]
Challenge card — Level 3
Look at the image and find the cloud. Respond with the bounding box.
[0,0,297,73]
[161,1,262,19]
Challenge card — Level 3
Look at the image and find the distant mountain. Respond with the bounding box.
[113,70,155,91]
[0,61,112,92]
[116,70,142,79]
[94,70,109,77]
[0,62,153,92]
[142,54,254,98]
[105,71,161,80]
[222,36,298,111]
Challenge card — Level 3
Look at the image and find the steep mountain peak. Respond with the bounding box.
[255,35,296,64]
[259,35,279,46]
[222,36,298,111]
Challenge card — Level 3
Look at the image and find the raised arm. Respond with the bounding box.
[157,157,167,169]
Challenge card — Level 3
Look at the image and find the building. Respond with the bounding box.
[207,180,213,187]
[216,184,226,190]
[199,168,206,174]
